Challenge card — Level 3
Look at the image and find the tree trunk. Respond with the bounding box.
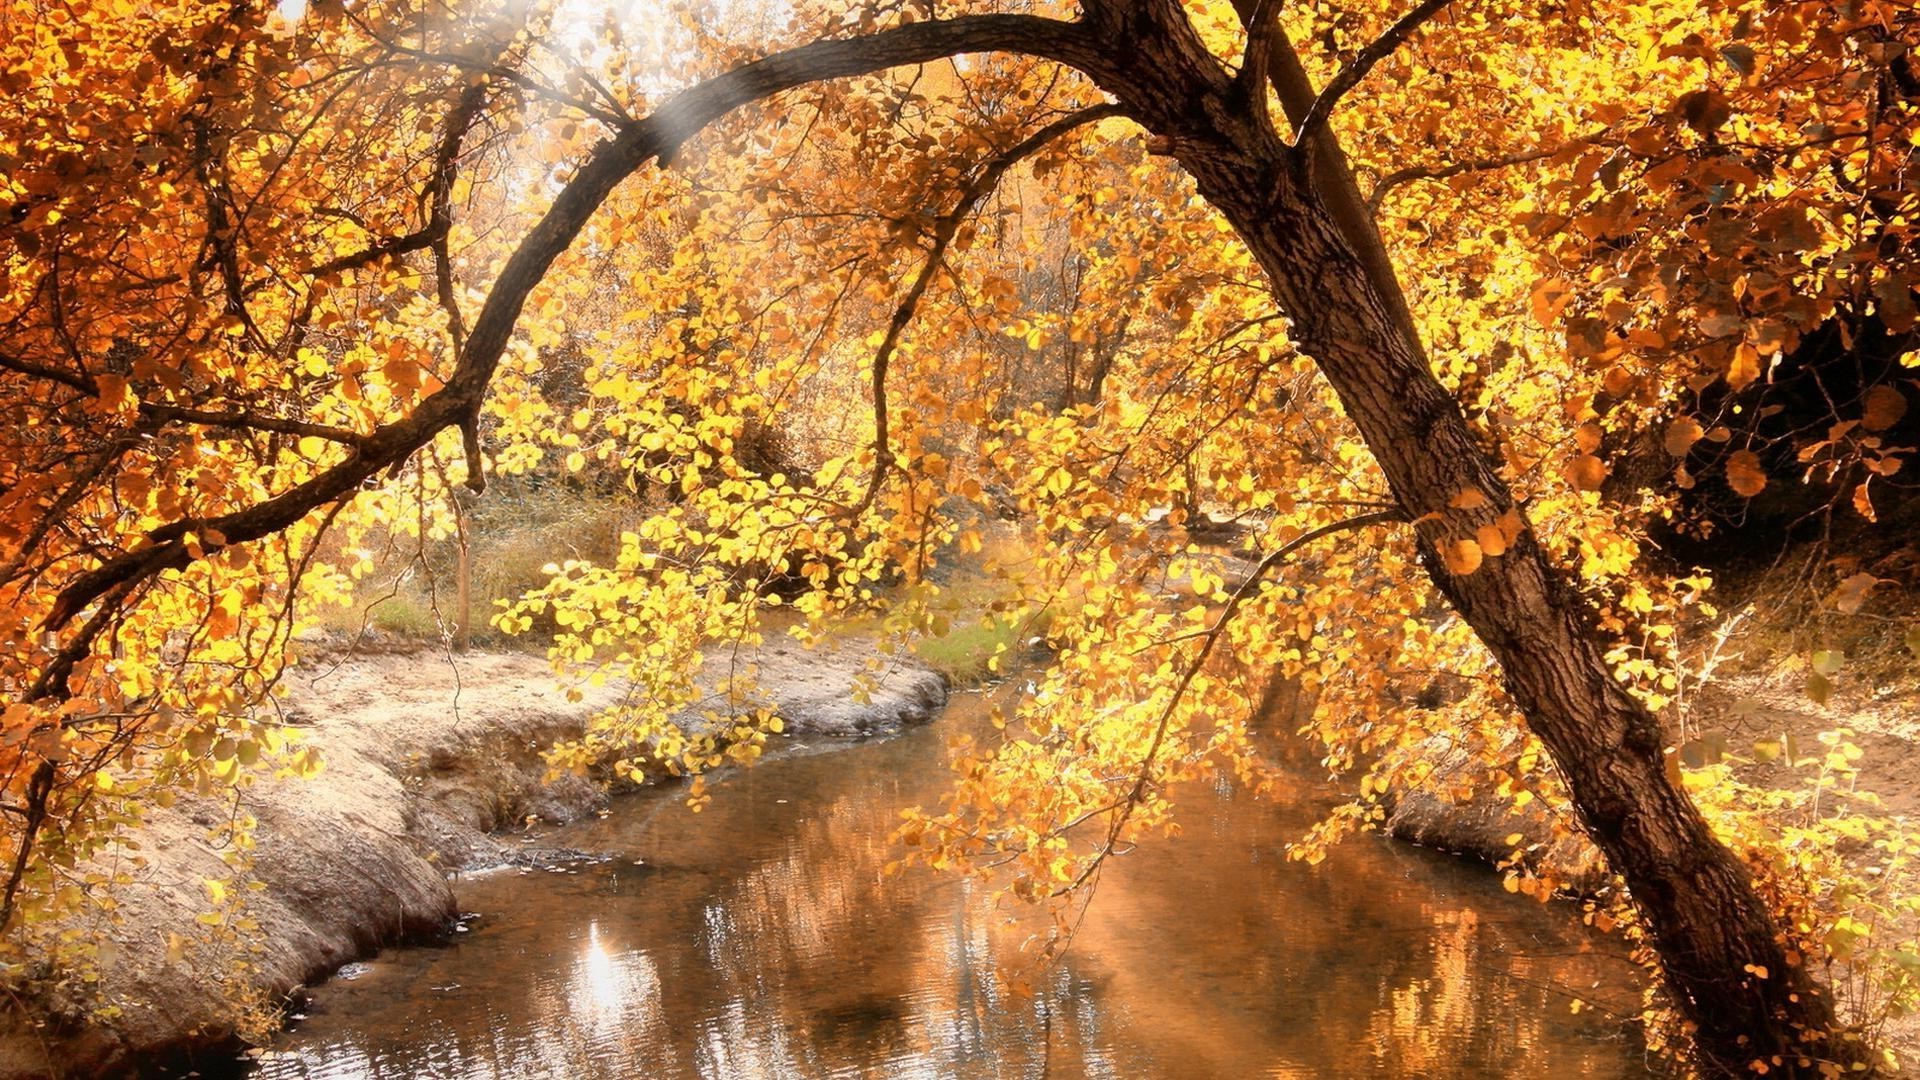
[1074,3,1849,1072]
[1228,184,1841,1074]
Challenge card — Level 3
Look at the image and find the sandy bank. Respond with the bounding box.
[0,638,947,1078]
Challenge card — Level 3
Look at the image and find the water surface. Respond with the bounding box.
[249,689,1659,1078]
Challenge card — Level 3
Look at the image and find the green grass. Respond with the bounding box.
[912,612,1035,685]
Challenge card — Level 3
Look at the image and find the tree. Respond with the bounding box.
[2,0,1913,1073]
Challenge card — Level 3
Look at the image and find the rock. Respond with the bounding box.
[720,642,949,737]
[1381,737,1606,896]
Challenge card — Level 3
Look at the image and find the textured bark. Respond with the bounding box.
[1072,2,1846,1073]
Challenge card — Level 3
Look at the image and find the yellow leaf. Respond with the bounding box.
[1449,487,1489,510]
[1475,524,1509,558]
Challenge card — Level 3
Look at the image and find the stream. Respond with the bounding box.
[239,687,1660,1078]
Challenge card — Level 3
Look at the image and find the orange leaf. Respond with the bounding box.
[1852,482,1877,523]
[1725,449,1767,497]
[1726,343,1763,391]
[1832,572,1879,615]
[1530,278,1573,326]
[1663,416,1703,457]
[1567,454,1608,492]
[1496,508,1527,547]
[1442,537,1483,576]
[1861,384,1908,432]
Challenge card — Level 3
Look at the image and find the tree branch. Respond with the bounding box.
[1056,508,1406,896]
[136,404,367,448]
[1233,0,1283,134]
[1293,0,1454,147]
[0,350,94,395]
[42,14,1102,634]
[1367,131,1610,211]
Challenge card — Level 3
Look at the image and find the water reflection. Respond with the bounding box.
[248,690,1661,1079]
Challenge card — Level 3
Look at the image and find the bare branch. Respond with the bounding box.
[1293,0,1455,147]
[1367,130,1610,211]
[136,404,367,447]
[0,350,94,395]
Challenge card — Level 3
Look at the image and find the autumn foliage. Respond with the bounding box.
[1,0,1917,1072]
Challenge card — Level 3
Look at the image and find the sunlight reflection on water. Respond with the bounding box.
[245,689,1664,1080]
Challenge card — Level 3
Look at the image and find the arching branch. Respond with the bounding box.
[42,14,1103,634]
[1055,509,1407,896]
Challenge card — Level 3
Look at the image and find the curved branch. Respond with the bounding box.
[43,14,1101,634]
[1056,508,1406,896]
[851,102,1126,516]
[1293,0,1454,147]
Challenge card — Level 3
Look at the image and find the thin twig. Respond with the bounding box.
[848,103,1125,516]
